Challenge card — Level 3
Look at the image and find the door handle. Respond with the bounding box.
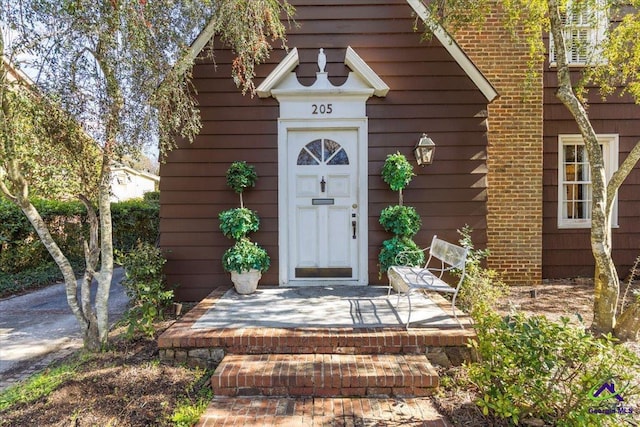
[352,220,357,239]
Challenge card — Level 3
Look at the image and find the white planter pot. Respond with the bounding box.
[230,269,262,294]
[387,268,410,293]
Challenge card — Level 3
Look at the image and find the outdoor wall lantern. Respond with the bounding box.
[413,133,436,166]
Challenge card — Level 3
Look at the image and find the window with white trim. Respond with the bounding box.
[557,134,618,228]
[549,2,607,66]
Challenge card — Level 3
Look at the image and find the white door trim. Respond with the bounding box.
[278,118,369,286]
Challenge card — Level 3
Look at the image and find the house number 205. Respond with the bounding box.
[312,103,333,115]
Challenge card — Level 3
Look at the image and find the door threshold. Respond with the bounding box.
[281,281,367,287]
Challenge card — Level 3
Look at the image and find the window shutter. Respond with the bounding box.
[549,2,604,66]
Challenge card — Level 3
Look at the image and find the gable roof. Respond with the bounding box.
[186,0,498,102]
[111,163,160,182]
[405,0,498,102]
[2,56,36,86]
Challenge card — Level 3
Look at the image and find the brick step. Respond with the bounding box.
[196,396,450,427]
[160,327,474,356]
[211,354,439,398]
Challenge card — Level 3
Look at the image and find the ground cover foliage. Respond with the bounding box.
[433,228,640,426]
[0,194,159,297]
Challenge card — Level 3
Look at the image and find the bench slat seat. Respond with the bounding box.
[387,235,468,329]
[389,267,456,293]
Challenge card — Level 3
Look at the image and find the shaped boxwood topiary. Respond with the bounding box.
[378,236,425,274]
[226,161,258,208]
[378,152,423,277]
[219,162,270,293]
[218,207,260,240]
[381,152,415,206]
[379,205,421,237]
[222,237,271,274]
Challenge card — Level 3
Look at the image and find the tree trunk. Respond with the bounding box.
[95,155,114,347]
[0,160,96,345]
[548,0,620,335]
[615,302,640,341]
[20,200,91,334]
[78,194,101,350]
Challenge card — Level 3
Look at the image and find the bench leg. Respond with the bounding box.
[405,291,413,330]
[386,280,403,308]
[451,292,463,329]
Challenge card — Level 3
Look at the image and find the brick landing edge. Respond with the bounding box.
[196,396,451,427]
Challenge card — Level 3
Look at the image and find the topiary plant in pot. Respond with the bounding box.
[222,238,270,294]
[378,152,424,279]
[219,161,270,294]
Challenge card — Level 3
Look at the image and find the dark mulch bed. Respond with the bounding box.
[0,320,210,427]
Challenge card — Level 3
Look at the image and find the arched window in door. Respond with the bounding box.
[297,139,349,166]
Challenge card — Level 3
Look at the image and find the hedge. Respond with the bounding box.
[0,196,159,275]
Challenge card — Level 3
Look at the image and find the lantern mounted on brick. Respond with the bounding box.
[413,133,436,166]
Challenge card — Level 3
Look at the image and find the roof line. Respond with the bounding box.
[405,0,498,102]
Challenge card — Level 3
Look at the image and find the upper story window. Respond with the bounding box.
[557,134,618,229]
[549,2,607,66]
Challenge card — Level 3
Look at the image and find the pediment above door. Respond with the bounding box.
[256,47,389,99]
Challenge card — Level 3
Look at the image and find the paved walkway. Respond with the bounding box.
[0,268,128,391]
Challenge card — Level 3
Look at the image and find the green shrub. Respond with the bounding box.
[218,207,259,240]
[222,237,270,273]
[456,225,506,315]
[454,227,639,426]
[0,198,159,280]
[379,205,422,237]
[225,161,257,195]
[469,312,639,426]
[117,243,173,337]
[378,236,425,276]
[111,198,159,251]
[143,191,160,203]
[381,152,414,192]
[0,198,86,274]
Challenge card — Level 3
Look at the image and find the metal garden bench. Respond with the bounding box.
[387,235,469,329]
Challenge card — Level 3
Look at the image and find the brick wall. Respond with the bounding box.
[456,4,544,286]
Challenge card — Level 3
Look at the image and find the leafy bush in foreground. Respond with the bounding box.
[469,312,639,426]
[456,226,639,426]
[117,243,173,337]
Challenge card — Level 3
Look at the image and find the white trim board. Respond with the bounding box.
[257,47,389,99]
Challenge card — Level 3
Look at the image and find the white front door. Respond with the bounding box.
[288,129,359,282]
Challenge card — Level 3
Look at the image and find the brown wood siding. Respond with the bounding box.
[542,49,640,278]
[160,0,489,301]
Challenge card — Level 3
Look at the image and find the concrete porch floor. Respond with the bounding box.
[192,284,466,329]
[158,284,475,366]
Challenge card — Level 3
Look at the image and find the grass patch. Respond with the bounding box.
[170,367,214,426]
[0,355,83,411]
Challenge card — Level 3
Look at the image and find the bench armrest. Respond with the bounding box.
[393,247,430,267]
